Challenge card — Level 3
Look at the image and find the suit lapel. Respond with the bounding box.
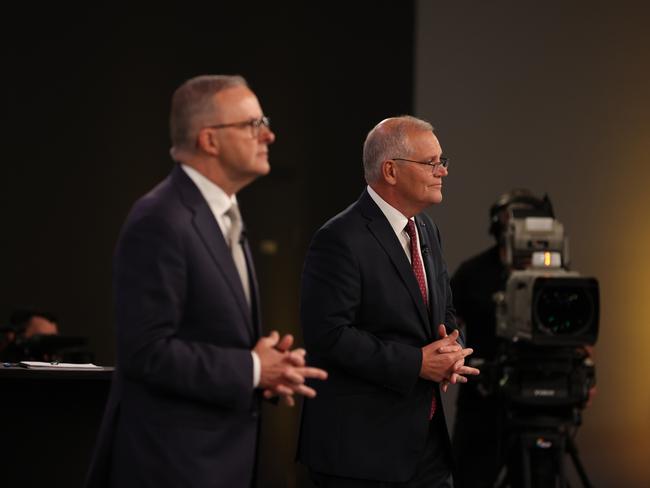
[172,166,255,340]
[359,192,431,333]
[242,230,262,339]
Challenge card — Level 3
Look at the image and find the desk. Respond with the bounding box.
[0,366,113,485]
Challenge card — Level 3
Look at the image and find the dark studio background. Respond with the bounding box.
[3,1,650,487]
[1,2,413,487]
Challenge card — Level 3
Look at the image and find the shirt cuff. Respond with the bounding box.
[251,350,261,388]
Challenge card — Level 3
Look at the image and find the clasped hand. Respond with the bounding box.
[420,324,480,392]
[254,331,328,407]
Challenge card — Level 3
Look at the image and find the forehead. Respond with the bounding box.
[406,128,441,155]
[213,85,262,120]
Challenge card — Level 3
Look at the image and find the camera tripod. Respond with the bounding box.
[495,410,593,488]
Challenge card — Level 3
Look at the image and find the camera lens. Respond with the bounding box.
[534,281,596,336]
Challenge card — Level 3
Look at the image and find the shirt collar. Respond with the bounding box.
[367,185,410,237]
[181,164,237,215]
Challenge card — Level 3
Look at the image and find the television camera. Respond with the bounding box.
[490,194,599,487]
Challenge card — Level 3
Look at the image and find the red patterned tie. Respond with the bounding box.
[405,219,436,418]
[405,219,428,308]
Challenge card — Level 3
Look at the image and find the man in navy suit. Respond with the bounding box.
[297,116,479,487]
[86,75,326,488]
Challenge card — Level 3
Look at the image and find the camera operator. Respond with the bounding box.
[450,189,596,488]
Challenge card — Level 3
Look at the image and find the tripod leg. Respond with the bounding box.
[495,429,519,488]
[494,466,508,488]
[566,436,593,488]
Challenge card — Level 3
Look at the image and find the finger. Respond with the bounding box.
[429,331,455,348]
[438,323,448,337]
[284,350,307,367]
[459,347,474,358]
[263,389,276,399]
[455,366,480,376]
[291,384,318,398]
[449,353,470,368]
[276,333,294,352]
[265,330,280,347]
[296,366,328,380]
[281,394,296,407]
[281,366,329,384]
[451,373,468,384]
[434,333,459,350]
[441,379,449,392]
[281,368,306,385]
[432,334,458,350]
[445,349,472,367]
[274,384,294,397]
[285,356,306,368]
[291,348,307,358]
[438,344,462,353]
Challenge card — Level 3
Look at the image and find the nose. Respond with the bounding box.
[434,164,448,177]
[259,125,275,144]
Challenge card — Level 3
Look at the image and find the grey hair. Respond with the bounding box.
[362,115,434,183]
[169,74,248,152]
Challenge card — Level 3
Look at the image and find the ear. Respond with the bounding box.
[381,159,398,185]
[197,128,220,156]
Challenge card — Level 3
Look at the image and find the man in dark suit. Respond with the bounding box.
[297,116,479,487]
[86,75,326,488]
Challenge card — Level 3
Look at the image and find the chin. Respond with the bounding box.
[259,162,271,176]
[253,159,271,176]
[428,189,443,204]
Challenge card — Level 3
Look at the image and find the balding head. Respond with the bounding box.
[169,74,248,153]
[362,116,434,184]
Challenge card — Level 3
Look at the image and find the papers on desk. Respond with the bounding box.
[18,361,103,370]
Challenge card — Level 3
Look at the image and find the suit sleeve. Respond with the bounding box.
[114,211,254,410]
[301,226,422,396]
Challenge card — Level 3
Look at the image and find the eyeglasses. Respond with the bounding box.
[205,116,271,138]
[392,157,449,173]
